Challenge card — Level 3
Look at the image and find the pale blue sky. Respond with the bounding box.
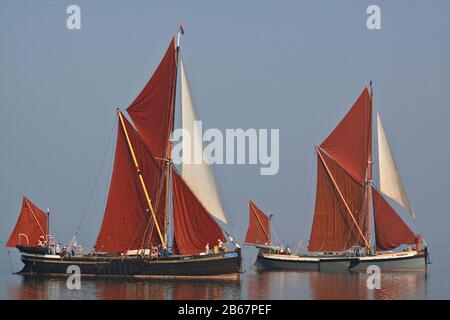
[1,1,450,250]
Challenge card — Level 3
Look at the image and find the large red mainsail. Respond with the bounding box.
[244,201,270,245]
[372,188,416,251]
[126,38,177,163]
[6,197,48,247]
[95,115,166,253]
[308,87,372,252]
[308,150,367,252]
[171,167,225,255]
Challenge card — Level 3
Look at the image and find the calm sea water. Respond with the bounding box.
[1,246,449,300]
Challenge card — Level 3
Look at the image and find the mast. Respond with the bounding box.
[366,81,373,252]
[268,214,272,243]
[117,108,166,249]
[164,26,183,246]
[46,207,50,239]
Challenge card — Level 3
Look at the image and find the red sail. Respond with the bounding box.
[308,149,368,252]
[95,115,166,253]
[372,188,416,251]
[245,201,270,245]
[126,38,177,163]
[171,167,225,255]
[6,197,47,247]
[320,87,372,184]
[308,86,372,252]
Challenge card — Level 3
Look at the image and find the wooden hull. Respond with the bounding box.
[256,250,428,272]
[18,248,242,280]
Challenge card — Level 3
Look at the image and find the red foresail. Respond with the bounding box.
[6,197,47,247]
[372,188,416,251]
[95,115,166,253]
[245,201,270,245]
[308,148,368,252]
[171,167,225,255]
[320,87,372,184]
[126,38,177,163]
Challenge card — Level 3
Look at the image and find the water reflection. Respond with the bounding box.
[374,273,427,300]
[309,271,426,300]
[309,272,371,299]
[5,270,426,300]
[246,270,310,299]
[7,275,242,300]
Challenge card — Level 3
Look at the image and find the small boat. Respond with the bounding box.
[6,29,242,280]
[244,200,290,253]
[254,83,429,272]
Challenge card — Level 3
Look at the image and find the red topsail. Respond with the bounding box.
[320,87,372,184]
[245,201,270,245]
[126,38,177,164]
[7,197,48,248]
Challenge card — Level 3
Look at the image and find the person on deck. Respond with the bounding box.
[61,245,67,257]
[71,242,77,256]
[55,243,61,255]
[218,239,224,252]
[38,236,45,247]
[205,243,210,255]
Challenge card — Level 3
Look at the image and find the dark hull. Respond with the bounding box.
[18,249,242,280]
[256,250,428,272]
[256,253,320,271]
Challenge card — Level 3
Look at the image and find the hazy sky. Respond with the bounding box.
[1,1,450,250]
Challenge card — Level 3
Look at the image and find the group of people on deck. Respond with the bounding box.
[262,240,291,255]
[204,239,229,255]
[149,244,170,258]
[275,245,291,255]
[37,236,84,257]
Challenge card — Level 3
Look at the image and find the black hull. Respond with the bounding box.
[18,249,242,280]
[256,253,320,271]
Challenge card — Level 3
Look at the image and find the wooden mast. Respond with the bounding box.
[366,82,373,253]
[163,31,182,246]
[316,147,371,250]
[117,108,166,249]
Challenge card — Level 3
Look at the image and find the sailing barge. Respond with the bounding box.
[7,31,242,279]
[251,84,429,272]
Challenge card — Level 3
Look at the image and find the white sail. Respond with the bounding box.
[180,57,228,224]
[377,112,415,218]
